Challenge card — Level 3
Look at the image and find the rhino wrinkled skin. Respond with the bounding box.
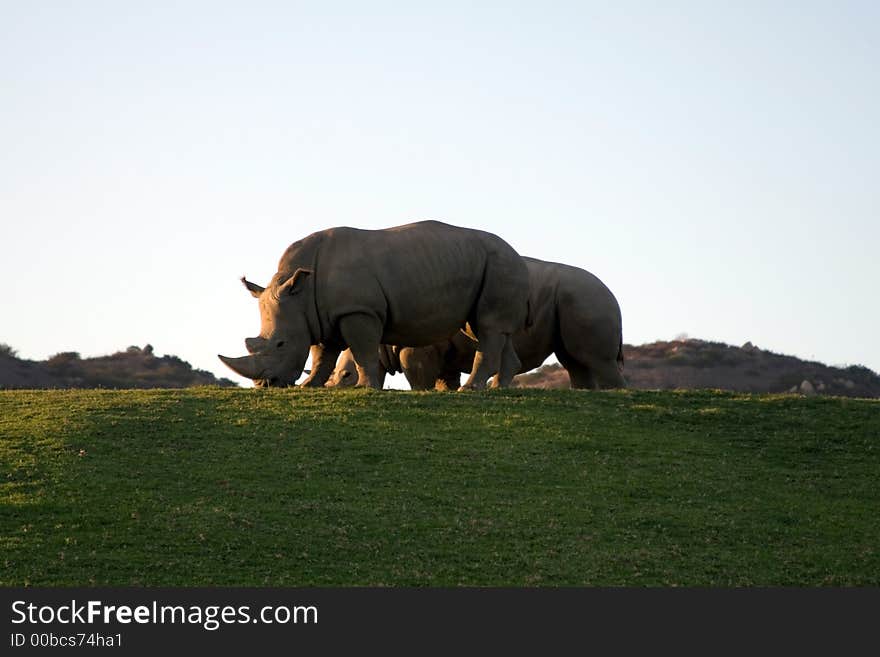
[218,220,530,390]
[327,257,625,390]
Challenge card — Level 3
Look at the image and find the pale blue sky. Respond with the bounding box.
[2,1,878,387]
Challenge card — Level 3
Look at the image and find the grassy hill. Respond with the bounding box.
[2,387,878,586]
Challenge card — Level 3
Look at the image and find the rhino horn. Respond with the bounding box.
[218,354,265,380]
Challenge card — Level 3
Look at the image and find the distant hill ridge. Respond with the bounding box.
[0,344,236,389]
[514,338,880,398]
[3,339,878,397]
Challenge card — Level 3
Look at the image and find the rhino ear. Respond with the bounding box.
[240,276,265,299]
[278,268,312,297]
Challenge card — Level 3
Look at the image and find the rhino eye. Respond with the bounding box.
[276,341,285,348]
[341,371,351,379]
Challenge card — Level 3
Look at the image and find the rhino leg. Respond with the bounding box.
[557,348,625,390]
[300,344,341,387]
[403,368,433,391]
[490,336,521,388]
[375,368,388,389]
[435,369,461,391]
[590,358,626,389]
[339,313,384,389]
[460,332,506,390]
[555,349,596,389]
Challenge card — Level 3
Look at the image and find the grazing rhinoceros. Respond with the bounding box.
[327,256,625,390]
[218,220,530,389]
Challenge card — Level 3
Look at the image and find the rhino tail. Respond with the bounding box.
[617,335,625,372]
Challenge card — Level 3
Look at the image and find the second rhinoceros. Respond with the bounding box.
[326,337,471,390]
[218,220,530,389]
[327,256,625,390]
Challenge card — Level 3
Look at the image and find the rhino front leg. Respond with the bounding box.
[300,344,341,387]
[339,313,385,389]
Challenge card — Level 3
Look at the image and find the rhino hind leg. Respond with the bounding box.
[556,350,596,389]
[460,332,520,390]
[557,349,624,390]
[491,336,521,388]
[590,358,626,389]
[435,370,461,391]
[460,332,503,390]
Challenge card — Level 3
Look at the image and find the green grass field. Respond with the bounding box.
[1,387,878,586]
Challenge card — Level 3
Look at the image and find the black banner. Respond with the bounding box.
[2,587,877,653]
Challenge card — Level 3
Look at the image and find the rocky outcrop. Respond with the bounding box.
[514,339,880,398]
[0,344,237,389]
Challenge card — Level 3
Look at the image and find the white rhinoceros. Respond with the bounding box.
[218,220,530,389]
[327,256,625,390]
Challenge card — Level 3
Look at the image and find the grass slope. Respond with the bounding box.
[1,388,878,586]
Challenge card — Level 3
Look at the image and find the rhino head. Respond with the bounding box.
[218,270,314,387]
[325,349,358,388]
[398,346,443,390]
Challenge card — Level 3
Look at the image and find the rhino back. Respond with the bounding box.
[310,221,523,347]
